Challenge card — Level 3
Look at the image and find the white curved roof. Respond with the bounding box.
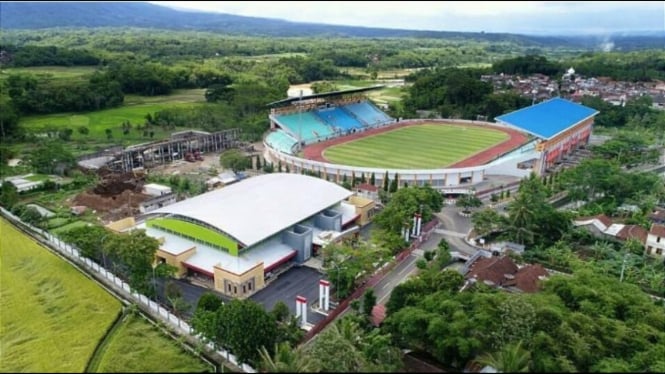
[150,173,353,247]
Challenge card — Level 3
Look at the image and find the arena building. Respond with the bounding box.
[107,173,375,298]
[495,97,599,174]
[263,91,599,192]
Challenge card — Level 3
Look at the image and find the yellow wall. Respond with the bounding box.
[347,195,376,227]
[213,262,266,299]
[155,246,196,278]
[105,217,136,233]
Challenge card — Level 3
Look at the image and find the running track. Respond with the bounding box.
[301,120,529,168]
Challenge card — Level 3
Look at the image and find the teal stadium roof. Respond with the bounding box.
[495,98,599,140]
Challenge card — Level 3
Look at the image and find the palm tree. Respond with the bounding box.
[477,341,531,373]
[258,342,314,373]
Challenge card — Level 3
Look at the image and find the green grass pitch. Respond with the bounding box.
[322,123,508,169]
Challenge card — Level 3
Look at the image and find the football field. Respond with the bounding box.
[322,123,508,168]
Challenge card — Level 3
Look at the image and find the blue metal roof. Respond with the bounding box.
[495,98,599,140]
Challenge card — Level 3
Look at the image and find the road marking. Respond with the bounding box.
[398,261,413,276]
[381,280,394,290]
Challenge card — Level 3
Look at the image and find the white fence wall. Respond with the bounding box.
[1,208,256,373]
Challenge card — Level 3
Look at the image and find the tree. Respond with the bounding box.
[373,185,443,235]
[472,208,507,237]
[196,292,224,312]
[258,343,314,373]
[30,140,75,175]
[362,288,377,317]
[383,171,389,192]
[477,341,531,373]
[322,241,390,299]
[165,280,190,321]
[77,125,89,135]
[370,172,376,186]
[271,301,290,323]
[105,128,113,139]
[389,173,399,193]
[59,225,109,261]
[456,193,482,213]
[105,229,160,295]
[0,180,18,210]
[217,299,278,365]
[219,149,251,172]
[306,323,368,372]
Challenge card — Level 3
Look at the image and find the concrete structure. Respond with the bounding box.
[645,224,665,258]
[496,98,599,174]
[143,183,172,197]
[139,193,177,214]
[112,174,375,298]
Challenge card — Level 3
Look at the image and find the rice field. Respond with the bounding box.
[93,314,212,373]
[0,218,122,372]
[323,123,508,169]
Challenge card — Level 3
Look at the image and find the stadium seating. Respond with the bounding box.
[315,107,364,131]
[343,102,393,127]
[265,130,299,154]
[275,112,335,143]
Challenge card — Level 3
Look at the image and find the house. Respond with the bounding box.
[573,214,648,245]
[355,183,380,203]
[139,193,177,214]
[206,171,239,190]
[464,255,548,293]
[645,224,665,259]
[648,207,665,225]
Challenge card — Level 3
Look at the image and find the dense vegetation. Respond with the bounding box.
[385,268,665,372]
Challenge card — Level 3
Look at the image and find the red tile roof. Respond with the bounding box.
[616,225,648,244]
[466,256,518,286]
[504,264,549,293]
[356,183,379,192]
[576,214,612,227]
[650,224,665,238]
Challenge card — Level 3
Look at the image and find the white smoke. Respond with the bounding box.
[599,37,615,52]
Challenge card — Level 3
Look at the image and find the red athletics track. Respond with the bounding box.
[301,120,529,168]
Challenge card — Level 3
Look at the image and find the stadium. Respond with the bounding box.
[264,88,599,192]
[107,173,375,298]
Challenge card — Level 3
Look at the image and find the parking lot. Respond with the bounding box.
[250,265,326,324]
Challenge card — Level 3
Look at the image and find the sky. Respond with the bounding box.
[149,1,665,35]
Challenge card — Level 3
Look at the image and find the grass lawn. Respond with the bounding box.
[19,89,207,144]
[94,314,212,373]
[51,220,90,234]
[323,123,508,169]
[0,218,122,373]
[0,66,98,82]
[46,217,70,229]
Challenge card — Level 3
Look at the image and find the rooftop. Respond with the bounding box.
[150,173,353,247]
[495,97,599,140]
[650,224,665,238]
[142,224,296,275]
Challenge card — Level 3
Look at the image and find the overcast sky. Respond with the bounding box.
[150,1,665,35]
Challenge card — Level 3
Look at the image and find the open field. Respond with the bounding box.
[0,218,122,372]
[94,314,212,373]
[0,65,98,82]
[19,89,207,143]
[322,123,508,169]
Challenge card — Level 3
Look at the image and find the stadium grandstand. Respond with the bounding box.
[267,86,395,153]
[106,174,375,298]
[495,97,599,174]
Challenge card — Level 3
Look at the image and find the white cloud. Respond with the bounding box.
[149,1,665,35]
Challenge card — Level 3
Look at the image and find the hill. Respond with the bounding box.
[0,2,575,47]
